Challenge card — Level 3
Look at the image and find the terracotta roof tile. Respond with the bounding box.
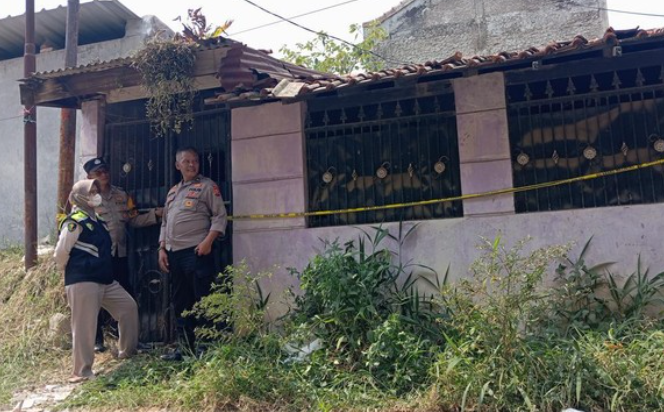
[206,26,664,105]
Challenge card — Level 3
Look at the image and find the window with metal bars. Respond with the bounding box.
[507,65,664,213]
[305,88,463,228]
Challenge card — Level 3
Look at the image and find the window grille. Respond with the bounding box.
[507,66,664,213]
[305,90,463,228]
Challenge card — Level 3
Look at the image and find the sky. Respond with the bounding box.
[2,0,664,59]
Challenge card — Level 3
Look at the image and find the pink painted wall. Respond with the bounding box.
[231,76,664,319]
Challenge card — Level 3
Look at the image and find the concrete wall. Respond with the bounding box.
[232,72,664,319]
[0,16,168,247]
[373,0,609,65]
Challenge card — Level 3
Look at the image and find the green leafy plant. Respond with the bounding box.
[548,239,664,334]
[432,236,571,410]
[363,314,432,395]
[186,260,272,343]
[452,236,570,357]
[606,257,664,322]
[279,22,387,75]
[133,9,233,137]
[287,223,442,379]
[546,237,614,335]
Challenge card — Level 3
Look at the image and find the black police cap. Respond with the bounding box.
[83,157,108,174]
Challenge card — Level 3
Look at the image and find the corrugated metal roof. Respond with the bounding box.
[27,36,336,91]
[216,41,337,91]
[30,56,133,80]
[0,0,140,61]
[28,39,229,80]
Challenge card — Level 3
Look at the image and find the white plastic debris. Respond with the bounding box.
[283,338,322,363]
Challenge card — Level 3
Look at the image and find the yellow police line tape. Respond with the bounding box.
[227,157,664,221]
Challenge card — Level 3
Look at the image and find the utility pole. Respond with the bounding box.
[56,0,80,220]
[24,0,37,270]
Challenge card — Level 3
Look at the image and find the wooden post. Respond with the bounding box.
[24,0,37,270]
[56,0,80,218]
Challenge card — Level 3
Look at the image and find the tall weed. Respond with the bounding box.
[433,236,664,411]
[548,238,664,334]
[433,236,571,410]
[287,223,442,393]
[187,260,273,343]
[0,251,69,406]
[606,257,664,322]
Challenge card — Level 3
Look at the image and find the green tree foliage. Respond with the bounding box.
[279,22,387,75]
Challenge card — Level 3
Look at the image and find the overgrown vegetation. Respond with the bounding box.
[280,22,387,75]
[4,228,664,411]
[286,224,440,395]
[132,8,232,138]
[0,248,70,406]
[132,38,197,138]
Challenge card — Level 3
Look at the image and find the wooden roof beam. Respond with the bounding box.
[20,47,229,108]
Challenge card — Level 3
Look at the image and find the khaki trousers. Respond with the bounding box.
[65,281,139,378]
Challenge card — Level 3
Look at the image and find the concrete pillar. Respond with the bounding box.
[453,72,515,216]
[230,101,307,318]
[79,98,105,179]
[230,101,307,234]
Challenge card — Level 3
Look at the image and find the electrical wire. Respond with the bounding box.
[232,1,664,69]
[238,0,410,66]
[232,1,664,38]
[229,0,365,36]
[578,4,664,18]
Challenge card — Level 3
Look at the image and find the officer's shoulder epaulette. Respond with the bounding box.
[69,210,89,222]
[58,211,87,231]
[110,185,127,195]
[167,184,179,194]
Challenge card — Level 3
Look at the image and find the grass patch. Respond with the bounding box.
[60,339,426,412]
[0,248,71,406]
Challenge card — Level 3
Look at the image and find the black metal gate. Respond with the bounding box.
[104,99,232,343]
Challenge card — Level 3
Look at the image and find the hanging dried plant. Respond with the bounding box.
[132,38,197,137]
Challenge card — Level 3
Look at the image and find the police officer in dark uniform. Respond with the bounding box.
[158,146,227,361]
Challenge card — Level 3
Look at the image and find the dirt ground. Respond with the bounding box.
[3,350,126,412]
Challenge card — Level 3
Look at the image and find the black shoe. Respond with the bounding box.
[94,341,106,353]
[160,349,183,361]
[137,341,153,351]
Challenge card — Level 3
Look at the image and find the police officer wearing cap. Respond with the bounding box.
[83,157,163,352]
[158,146,227,361]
